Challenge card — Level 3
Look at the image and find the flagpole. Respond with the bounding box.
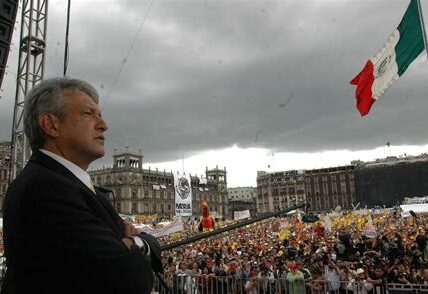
[417,0,428,60]
[181,152,184,174]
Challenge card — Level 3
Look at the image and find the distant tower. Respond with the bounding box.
[113,149,143,170]
[205,165,229,218]
[206,165,227,192]
[109,149,144,214]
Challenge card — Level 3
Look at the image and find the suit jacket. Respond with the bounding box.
[1,151,154,294]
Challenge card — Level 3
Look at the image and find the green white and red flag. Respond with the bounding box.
[350,0,425,116]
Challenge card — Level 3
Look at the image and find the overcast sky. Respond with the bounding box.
[1,0,428,187]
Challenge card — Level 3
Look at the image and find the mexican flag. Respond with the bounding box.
[350,0,424,116]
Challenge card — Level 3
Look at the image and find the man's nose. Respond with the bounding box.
[98,116,109,131]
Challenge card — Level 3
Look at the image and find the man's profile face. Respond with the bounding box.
[55,90,108,168]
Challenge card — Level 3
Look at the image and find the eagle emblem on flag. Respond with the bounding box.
[375,55,392,78]
[176,176,190,199]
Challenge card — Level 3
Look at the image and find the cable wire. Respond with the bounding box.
[63,0,71,76]
[102,0,154,110]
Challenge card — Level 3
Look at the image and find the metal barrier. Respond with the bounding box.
[0,254,5,287]
[153,274,285,294]
[152,276,428,294]
[0,269,427,293]
[386,283,428,294]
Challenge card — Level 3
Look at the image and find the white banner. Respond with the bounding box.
[119,213,135,222]
[234,209,250,221]
[323,215,332,234]
[404,196,428,204]
[174,173,192,216]
[136,218,184,238]
[400,204,428,217]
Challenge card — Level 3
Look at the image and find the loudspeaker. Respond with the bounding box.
[0,0,18,88]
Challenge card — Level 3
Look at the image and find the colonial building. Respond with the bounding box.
[304,165,356,212]
[256,170,306,213]
[256,154,428,212]
[228,187,256,202]
[0,141,11,209]
[89,150,229,219]
[256,166,356,213]
[228,187,257,217]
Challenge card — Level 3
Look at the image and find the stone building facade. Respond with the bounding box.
[256,170,306,213]
[256,166,356,214]
[304,165,356,212]
[256,155,428,213]
[227,187,257,217]
[227,187,256,202]
[89,151,229,219]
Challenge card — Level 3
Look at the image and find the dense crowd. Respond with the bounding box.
[155,209,428,293]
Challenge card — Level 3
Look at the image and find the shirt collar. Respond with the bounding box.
[39,149,93,191]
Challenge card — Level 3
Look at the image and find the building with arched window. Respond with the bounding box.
[89,150,229,219]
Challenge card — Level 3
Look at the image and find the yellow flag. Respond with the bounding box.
[279,228,290,241]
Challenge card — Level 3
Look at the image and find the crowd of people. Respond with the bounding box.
[155,209,428,293]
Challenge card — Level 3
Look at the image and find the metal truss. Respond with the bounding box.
[10,0,47,180]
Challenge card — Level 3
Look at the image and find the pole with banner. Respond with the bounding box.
[174,173,192,216]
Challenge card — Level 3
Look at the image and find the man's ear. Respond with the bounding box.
[38,113,60,138]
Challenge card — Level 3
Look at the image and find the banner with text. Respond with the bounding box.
[174,173,192,216]
[234,209,250,221]
[136,218,184,238]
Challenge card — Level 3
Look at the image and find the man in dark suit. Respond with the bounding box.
[2,77,162,293]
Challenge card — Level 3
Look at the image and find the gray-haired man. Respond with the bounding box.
[2,77,161,294]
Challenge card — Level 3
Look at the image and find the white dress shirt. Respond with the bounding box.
[39,149,150,254]
[39,149,94,193]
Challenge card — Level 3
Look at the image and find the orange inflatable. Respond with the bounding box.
[198,201,215,232]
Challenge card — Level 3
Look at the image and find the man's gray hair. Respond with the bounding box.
[23,77,99,151]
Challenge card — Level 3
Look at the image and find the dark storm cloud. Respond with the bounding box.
[1,0,427,164]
